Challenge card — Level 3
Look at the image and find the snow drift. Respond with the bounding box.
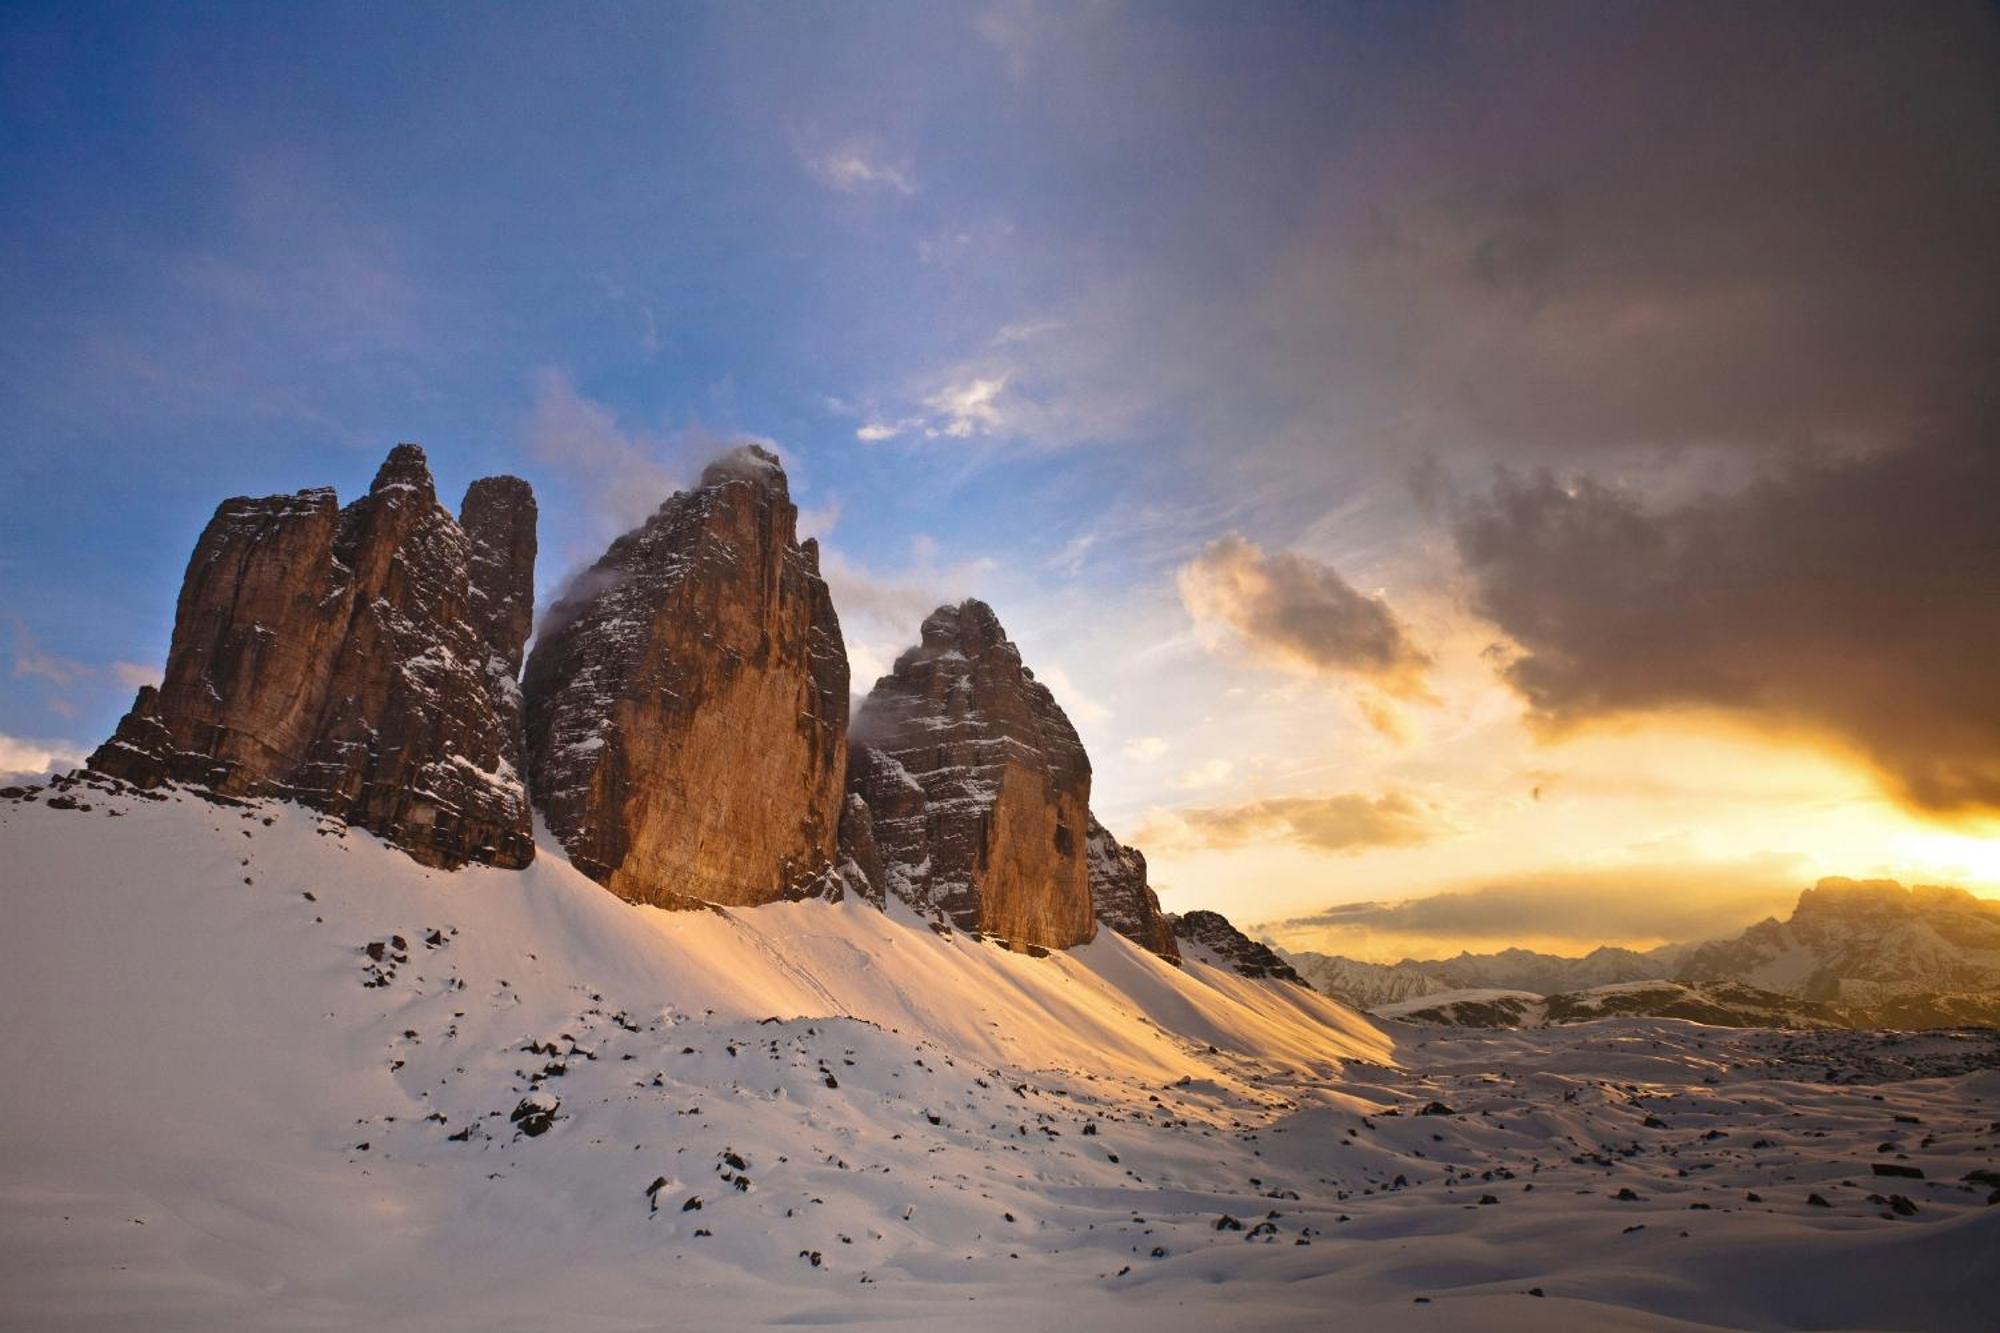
[3,786,1996,1331]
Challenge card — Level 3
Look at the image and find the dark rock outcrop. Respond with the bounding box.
[848,600,1095,951]
[1174,910,1307,984]
[835,793,886,907]
[1086,816,1179,961]
[521,445,849,908]
[89,444,537,868]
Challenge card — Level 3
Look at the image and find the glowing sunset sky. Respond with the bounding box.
[2,2,1995,957]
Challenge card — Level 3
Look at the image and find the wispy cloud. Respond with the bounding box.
[109,661,162,690]
[10,620,88,687]
[0,733,85,782]
[817,541,1001,706]
[925,375,1010,438]
[801,139,918,196]
[1045,532,1097,577]
[1139,789,1450,855]
[1035,661,1110,725]
[1260,855,1808,959]
[1172,759,1234,790]
[1122,736,1169,763]
[522,367,685,540]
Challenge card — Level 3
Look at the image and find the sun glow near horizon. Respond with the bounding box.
[1133,708,2000,963]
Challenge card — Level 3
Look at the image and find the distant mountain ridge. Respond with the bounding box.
[1284,942,1686,1009]
[1676,878,2000,1001]
[1279,878,2000,1030]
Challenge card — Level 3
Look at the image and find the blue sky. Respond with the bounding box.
[5,2,1996,949]
[1,1,1386,749]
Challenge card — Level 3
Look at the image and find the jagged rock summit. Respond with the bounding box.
[89,443,538,869]
[1087,815,1179,961]
[521,444,849,909]
[847,599,1095,951]
[1175,910,1307,985]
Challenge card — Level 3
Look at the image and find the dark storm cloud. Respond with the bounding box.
[1457,439,2000,816]
[1259,0,2000,463]
[1152,790,1448,855]
[1177,536,1432,696]
[925,2,2000,589]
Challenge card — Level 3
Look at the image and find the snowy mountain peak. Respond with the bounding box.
[1678,877,2000,1005]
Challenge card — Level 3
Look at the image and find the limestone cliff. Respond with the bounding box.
[1086,816,1180,961]
[521,445,849,908]
[848,600,1095,951]
[89,444,537,869]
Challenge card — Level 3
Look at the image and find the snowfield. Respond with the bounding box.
[2,784,1997,1331]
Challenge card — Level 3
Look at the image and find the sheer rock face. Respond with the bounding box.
[1086,816,1180,962]
[521,446,849,909]
[460,475,538,677]
[1174,910,1307,985]
[88,444,537,869]
[848,600,1095,951]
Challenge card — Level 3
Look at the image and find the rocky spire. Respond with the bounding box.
[370,441,439,499]
[460,476,538,677]
[1087,815,1180,961]
[520,445,850,908]
[88,443,538,869]
[847,599,1095,951]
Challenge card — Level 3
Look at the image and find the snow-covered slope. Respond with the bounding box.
[4,786,1999,1331]
[1377,981,1851,1030]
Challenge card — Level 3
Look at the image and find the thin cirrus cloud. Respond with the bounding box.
[10,621,90,687]
[9,620,157,702]
[523,366,685,542]
[1456,439,2000,819]
[1176,535,1432,700]
[855,374,1015,444]
[1140,789,1448,856]
[1260,856,1808,957]
[800,139,918,196]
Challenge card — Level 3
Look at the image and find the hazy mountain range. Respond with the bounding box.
[1281,879,2000,1030]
